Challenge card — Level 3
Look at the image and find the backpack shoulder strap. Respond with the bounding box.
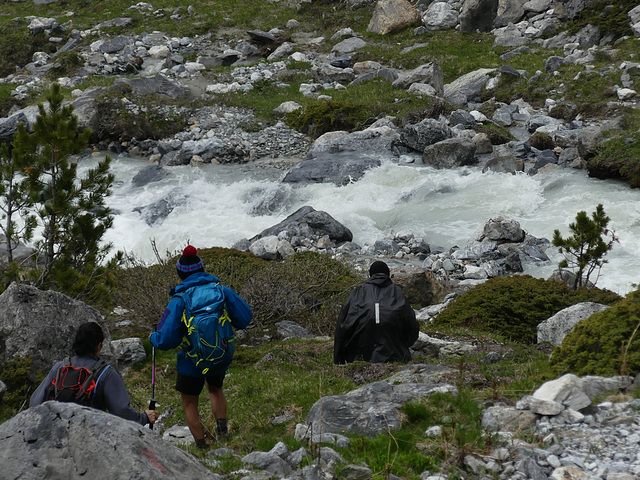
[89,359,111,400]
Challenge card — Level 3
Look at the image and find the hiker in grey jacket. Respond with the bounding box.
[334,261,419,364]
[30,322,158,427]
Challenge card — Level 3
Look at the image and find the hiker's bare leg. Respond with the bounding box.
[206,384,227,419]
[181,392,205,441]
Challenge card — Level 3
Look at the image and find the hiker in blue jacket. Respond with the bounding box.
[30,322,159,426]
[150,245,252,449]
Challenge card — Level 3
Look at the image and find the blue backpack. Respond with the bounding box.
[174,282,235,375]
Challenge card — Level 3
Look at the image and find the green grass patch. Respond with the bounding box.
[338,389,493,479]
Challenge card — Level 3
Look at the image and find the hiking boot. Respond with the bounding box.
[215,418,228,440]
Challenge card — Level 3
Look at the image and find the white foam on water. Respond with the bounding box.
[67,155,640,295]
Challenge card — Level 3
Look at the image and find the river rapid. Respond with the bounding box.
[82,154,640,296]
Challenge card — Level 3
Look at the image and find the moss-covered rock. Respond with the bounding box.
[432,276,621,344]
[550,288,640,376]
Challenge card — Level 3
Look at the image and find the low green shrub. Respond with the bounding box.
[240,251,362,335]
[473,122,515,145]
[46,52,83,79]
[0,357,39,422]
[110,247,267,334]
[92,86,191,142]
[567,0,639,38]
[550,288,640,376]
[0,27,55,77]
[286,99,366,138]
[432,276,621,344]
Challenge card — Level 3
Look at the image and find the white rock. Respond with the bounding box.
[148,45,170,58]
[617,88,637,100]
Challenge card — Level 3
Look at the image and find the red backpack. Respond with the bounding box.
[45,357,110,406]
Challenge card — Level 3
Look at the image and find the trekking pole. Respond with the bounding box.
[149,323,157,429]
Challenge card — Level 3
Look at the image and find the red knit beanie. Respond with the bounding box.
[176,245,204,279]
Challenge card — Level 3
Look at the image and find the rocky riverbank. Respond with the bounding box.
[1,1,640,479]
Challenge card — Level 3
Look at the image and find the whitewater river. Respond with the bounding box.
[78,154,640,296]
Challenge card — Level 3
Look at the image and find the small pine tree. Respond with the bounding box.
[10,83,115,286]
[0,142,37,265]
[552,204,617,289]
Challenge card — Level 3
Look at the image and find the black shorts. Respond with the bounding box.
[175,372,225,396]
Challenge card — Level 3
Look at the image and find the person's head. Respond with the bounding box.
[176,244,204,280]
[73,322,105,356]
[369,260,390,277]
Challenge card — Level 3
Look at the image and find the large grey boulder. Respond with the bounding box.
[276,320,313,339]
[443,68,497,105]
[249,235,280,260]
[305,381,457,437]
[242,451,292,476]
[0,402,220,480]
[482,155,524,174]
[630,6,640,36]
[482,405,537,431]
[311,64,356,84]
[390,266,449,306]
[0,283,114,381]
[133,188,188,226]
[476,216,525,243]
[553,0,597,21]
[452,217,549,270]
[111,338,147,376]
[0,112,29,146]
[248,205,353,244]
[113,75,193,100]
[422,137,477,168]
[391,62,444,95]
[331,37,367,54]
[283,151,383,186]
[552,125,607,157]
[422,1,459,31]
[131,165,171,188]
[460,0,499,33]
[367,0,421,35]
[532,374,592,411]
[494,0,527,26]
[305,127,400,161]
[537,302,610,346]
[400,118,452,152]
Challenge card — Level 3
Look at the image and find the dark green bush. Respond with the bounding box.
[432,275,621,344]
[286,99,365,138]
[549,103,577,122]
[0,28,55,77]
[240,251,362,335]
[92,86,191,142]
[568,0,638,38]
[110,247,267,334]
[550,288,640,376]
[0,357,39,421]
[472,123,515,145]
[46,52,83,79]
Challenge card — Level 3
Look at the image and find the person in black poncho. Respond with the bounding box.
[334,261,419,364]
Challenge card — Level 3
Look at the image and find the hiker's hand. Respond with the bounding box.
[146,409,159,425]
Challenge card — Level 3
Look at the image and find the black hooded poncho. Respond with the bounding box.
[334,273,419,364]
